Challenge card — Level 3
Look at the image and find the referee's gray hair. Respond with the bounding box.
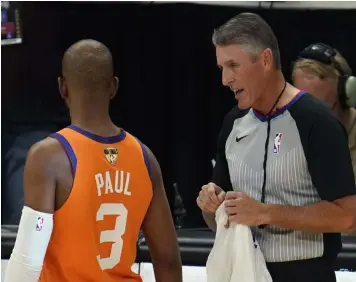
[212,13,281,70]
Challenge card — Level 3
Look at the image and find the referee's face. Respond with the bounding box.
[216,44,266,109]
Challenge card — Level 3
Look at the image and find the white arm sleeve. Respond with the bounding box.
[4,206,53,282]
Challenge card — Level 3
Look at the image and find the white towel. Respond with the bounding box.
[206,204,273,282]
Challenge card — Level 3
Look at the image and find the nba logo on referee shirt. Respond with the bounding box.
[36,217,44,231]
[273,133,283,154]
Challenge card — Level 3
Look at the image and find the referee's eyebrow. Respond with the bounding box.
[217,59,238,69]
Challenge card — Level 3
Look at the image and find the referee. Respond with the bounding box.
[197,13,356,282]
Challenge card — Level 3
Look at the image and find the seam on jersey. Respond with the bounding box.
[50,133,77,175]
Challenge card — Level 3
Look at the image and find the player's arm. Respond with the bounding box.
[4,138,60,282]
[141,146,182,282]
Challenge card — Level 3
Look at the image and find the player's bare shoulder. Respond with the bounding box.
[24,137,73,213]
[25,136,73,198]
[26,137,71,172]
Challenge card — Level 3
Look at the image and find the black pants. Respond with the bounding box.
[267,258,336,282]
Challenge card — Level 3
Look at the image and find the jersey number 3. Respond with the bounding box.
[96,203,128,270]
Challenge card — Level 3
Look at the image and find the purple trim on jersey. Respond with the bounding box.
[68,124,126,144]
[51,133,77,175]
[253,90,307,122]
[134,137,151,177]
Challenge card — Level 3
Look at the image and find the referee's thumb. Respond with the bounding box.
[208,182,223,193]
[217,190,226,202]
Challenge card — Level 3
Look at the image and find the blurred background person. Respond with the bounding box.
[1,2,68,225]
[292,43,356,181]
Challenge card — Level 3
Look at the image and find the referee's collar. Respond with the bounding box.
[253,90,307,122]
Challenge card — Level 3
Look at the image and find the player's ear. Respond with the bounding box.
[58,76,68,99]
[110,77,119,99]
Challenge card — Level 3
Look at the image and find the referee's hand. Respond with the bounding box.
[224,191,268,226]
[197,182,226,213]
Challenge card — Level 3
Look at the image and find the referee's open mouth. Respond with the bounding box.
[234,89,244,99]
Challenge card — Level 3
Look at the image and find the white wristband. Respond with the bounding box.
[4,206,53,282]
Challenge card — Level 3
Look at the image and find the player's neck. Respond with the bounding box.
[70,108,118,136]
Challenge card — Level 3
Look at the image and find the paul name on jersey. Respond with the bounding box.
[95,170,131,197]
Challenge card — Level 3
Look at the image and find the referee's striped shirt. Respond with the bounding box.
[212,91,355,263]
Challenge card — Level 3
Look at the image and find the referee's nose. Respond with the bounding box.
[222,68,234,87]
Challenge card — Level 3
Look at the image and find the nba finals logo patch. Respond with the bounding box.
[273,133,283,154]
[104,148,118,165]
[36,217,44,231]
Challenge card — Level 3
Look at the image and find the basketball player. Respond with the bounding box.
[4,39,182,282]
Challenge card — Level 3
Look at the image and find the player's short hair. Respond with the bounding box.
[62,39,114,93]
[292,51,352,109]
[212,12,281,70]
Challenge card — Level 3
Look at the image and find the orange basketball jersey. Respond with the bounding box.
[39,125,153,282]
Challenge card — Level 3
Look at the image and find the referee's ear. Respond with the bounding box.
[261,48,274,70]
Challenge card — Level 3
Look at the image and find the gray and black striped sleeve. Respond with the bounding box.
[291,96,356,200]
[212,106,248,192]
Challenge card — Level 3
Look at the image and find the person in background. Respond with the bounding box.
[1,2,68,225]
[293,43,356,182]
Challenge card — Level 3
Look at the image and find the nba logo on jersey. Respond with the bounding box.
[273,133,283,154]
[104,148,118,165]
[36,217,44,231]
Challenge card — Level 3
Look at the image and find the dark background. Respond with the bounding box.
[2,2,356,227]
